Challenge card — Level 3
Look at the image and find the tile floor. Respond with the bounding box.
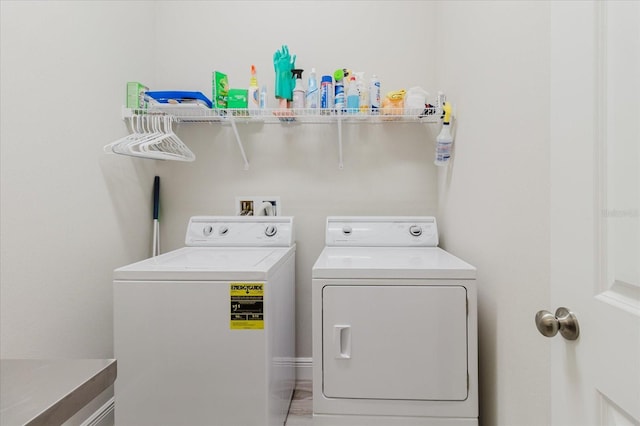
[285,380,313,426]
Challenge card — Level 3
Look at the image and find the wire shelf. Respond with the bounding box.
[124,104,443,124]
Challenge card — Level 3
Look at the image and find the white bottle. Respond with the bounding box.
[369,74,381,114]
[355,72,368,114]
[306,68,319,112]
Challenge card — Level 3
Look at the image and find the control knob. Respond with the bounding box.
[409,225,423,237]
[265,225,278,237]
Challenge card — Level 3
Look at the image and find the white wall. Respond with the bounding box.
[0,1,157,358]
[436,2,551,425]
[151,0,440,362]
[1,1,552,425]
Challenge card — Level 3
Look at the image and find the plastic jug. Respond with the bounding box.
[404,87,429,116]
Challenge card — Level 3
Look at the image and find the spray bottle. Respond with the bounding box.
[248,65,260,114]
[434,102,453,166]
[292,69,305,110]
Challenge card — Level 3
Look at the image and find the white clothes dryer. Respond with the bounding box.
[312,217,478,426]
[113,216,295,426]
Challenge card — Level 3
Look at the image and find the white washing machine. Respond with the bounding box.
[113,216,295,426]
[312,216,478,426]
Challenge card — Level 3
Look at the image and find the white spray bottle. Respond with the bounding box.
[434,102,453,166]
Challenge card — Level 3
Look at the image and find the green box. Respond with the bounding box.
[227,88,248,109]
[213,71,229,108]
[126,82,149,109]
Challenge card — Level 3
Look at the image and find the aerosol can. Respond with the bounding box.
[434,102,453,166]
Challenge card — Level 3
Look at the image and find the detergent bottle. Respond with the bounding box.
[248,65,259,114]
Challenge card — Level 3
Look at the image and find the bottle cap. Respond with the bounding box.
[321,75,333,83]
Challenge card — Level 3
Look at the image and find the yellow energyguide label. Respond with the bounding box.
[230,283,264,330]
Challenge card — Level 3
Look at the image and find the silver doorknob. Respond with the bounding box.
[535,307,580,340]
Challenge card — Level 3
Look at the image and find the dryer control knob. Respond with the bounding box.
[409,225,423,237]
[265,225,278,237]
[203,225,214,236]
[218,226,229,236]
[342,226,353,236]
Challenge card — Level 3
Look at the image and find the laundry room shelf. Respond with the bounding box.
[120,102,446,169]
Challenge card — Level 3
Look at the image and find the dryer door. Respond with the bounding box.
[322,284,468,401]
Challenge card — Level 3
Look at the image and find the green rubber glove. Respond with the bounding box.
[273,45,296,101]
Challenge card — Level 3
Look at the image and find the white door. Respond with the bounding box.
[549,1,640,425]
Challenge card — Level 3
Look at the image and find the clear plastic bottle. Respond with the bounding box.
[306,68,319,112]
[259,85,267,110]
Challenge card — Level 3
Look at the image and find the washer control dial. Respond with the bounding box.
[265,225,278,237]
[218,226,229,236]
[409,225,423,237]
[342,226,353,236]
[203,225,214,237]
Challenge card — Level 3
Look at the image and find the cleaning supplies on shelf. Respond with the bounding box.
[434,102,453,166]
[382,89,406,117]
[405,87,429,116]
[260,85,267,110]
[213,71,229,108]
[228,88,249,115]
[292,69,305,110]
[333,69,345,113]
[248,65,260,114]
[306,68,319,111]
[346,75,359,114]
[145,91,213,109]
[127,82,149,109]
[355,72,368,114]
[369,75,381,114]
[320,75,334,114]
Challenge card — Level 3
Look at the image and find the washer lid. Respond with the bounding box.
[312,246,476,279]
[114,246,295,281]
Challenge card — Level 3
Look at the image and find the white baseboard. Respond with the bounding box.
[295,357,312,381]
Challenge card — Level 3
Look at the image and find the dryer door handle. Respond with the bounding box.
[333,325,351,359]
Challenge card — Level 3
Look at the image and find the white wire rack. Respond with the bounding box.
[119,102,445,169]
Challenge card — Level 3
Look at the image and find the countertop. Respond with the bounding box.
[0,359,117,426]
